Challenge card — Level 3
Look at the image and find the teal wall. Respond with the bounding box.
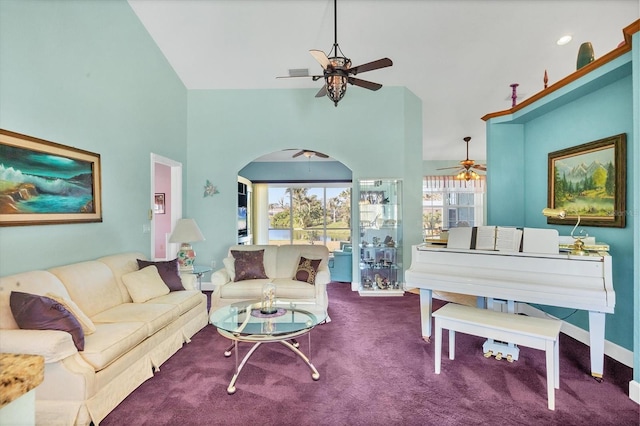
[0,0,187,275]
[486,47,638,367]
[186,87,423,273]
[633,29,640,391]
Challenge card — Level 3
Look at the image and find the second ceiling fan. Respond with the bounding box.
[438,137,487,181]
[280,0,393,106]
[292,149,329,159]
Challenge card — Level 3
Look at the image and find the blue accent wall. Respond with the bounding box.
[0,0,187,274]
[633,29,640,392]
[486,39,638,384]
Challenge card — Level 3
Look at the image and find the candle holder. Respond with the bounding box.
[262,318,276,334]
[261,283,277,314]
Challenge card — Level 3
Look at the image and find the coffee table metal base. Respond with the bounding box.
[218,330,319,395]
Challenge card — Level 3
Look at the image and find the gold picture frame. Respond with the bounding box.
[0,129,102,226]
[547,133,626,228]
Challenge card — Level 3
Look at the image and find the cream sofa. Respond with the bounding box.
[0,253,208,426]
[210,245,330,314]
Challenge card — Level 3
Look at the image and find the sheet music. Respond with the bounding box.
[475,226,496,250]
[495,227,522,252]
[473,226,521,251]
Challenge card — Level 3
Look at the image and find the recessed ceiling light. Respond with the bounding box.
[557,35,572,46]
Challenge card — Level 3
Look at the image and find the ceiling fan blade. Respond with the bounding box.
[472,164,487,171]
[292,150,305,158]
[436,166,463,171]
[315,85,327,98]
[348,77,382,91]
[349,58,393,75]
[310,50,330,70]
[315,151,329,158]
[276,75,323,80]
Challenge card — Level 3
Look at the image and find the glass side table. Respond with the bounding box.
[190,265,212,291]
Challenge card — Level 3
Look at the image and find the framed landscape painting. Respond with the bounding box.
[0,129,102,226]
[547,134,626,228]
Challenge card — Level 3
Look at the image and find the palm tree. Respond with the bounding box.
[285,188,322,228]
[327,197,339,223]
[335,188,351,224]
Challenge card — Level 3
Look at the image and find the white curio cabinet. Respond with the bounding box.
[357,179,403,296]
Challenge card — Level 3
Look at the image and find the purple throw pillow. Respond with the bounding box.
[10,291,85,351]
[231,249,268,282]
[295,256,321,284]
[137,259,183,291]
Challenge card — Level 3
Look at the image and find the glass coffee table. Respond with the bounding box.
[209,300,326,394]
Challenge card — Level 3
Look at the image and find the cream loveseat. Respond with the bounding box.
[210,245,331,314]
[0,253,208,426]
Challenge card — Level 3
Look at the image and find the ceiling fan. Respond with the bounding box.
[437,137,487,181]
[278,0,393,106]
[292,149,329,159]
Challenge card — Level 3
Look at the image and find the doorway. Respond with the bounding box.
[150,153,183,260]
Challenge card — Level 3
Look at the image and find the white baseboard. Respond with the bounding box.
[517,303,633,368]
[630,380,640,405]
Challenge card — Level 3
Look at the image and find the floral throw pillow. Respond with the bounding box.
[231,249,268,282]
[295,256,321,285]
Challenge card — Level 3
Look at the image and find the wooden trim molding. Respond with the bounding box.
[482,19,640,122]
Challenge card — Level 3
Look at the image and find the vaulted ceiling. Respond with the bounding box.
[128,0,637,164]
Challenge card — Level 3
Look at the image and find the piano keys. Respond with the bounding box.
[405,244,615,379]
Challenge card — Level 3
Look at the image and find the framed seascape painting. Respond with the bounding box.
[547,134,626,228]
[0,129,102,226]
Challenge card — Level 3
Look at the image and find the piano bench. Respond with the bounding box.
[432,303,562,410]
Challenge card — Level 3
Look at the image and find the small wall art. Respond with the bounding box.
[154,193,165,214]
[204,179,219,197]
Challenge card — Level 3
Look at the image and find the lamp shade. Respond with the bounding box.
[169,218,205,243]
[541,208,566,219]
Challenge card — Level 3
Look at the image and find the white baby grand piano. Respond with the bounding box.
[406,244,615,379]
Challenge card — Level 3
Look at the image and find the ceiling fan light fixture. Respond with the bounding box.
[325,56,350,106]
[455,170,479,181]
[326,74,348,106]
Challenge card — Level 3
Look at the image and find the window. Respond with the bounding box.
[422,176,485,238]
[267,184,351,251]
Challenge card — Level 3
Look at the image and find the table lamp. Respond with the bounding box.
[541,208,587,255]
[169,218,205,272]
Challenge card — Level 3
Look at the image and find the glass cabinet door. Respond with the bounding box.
[358,179,403,294]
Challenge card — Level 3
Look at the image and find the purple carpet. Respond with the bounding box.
[101,283,639,425]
